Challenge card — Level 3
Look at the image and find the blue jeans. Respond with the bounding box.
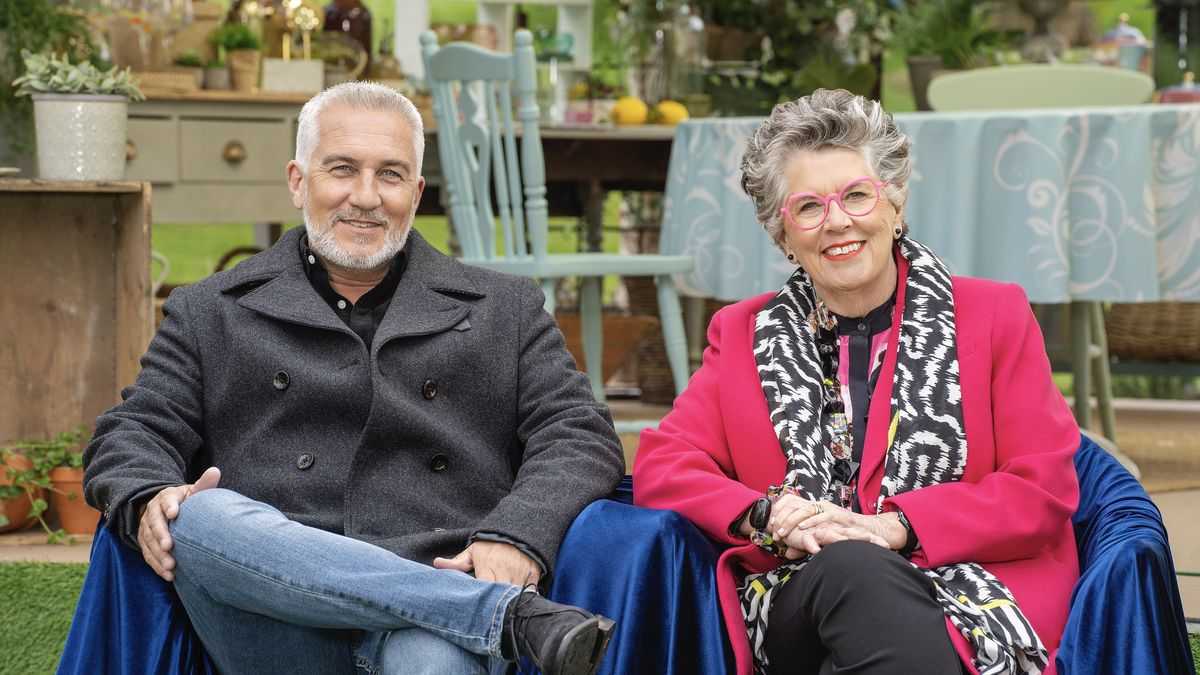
[169,489,520,675]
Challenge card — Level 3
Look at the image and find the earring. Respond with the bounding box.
[894,227,902,238]
[787,252,795,262]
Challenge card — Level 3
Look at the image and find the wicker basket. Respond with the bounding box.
[135,69,201,93]
[1104,302,1200,362]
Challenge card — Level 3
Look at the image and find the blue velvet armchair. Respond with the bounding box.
[57,435,1193,674]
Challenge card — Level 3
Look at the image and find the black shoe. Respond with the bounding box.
[503,591,615,675]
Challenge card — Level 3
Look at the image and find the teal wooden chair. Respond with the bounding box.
[926,64,1156,444]
[419,29,694,429]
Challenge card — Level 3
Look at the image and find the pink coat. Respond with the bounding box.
[633,260,1080,675]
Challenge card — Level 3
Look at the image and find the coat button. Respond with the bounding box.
[272,372,290,391]
[296,453,314,470]
[429,453,449,472]
[422,379,439,400]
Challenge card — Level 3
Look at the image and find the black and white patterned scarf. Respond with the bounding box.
[739,238,1047,675]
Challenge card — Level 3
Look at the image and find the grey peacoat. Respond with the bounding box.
[83,226,624,574]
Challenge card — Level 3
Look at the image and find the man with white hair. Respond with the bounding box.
[83,81,622,675]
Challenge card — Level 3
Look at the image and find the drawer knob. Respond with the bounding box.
[125,139,137,161]
[223,140,247,164]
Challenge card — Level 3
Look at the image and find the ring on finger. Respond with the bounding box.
[812,502,824,515]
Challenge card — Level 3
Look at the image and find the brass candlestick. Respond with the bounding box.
[294,3,321,61]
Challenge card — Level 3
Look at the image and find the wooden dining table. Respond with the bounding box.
[419,122,677,251]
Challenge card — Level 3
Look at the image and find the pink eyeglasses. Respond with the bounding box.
[779,177,889,230]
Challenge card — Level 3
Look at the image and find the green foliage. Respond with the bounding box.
[0,0,99,160]
[0,427,88,544]
[791,45,879,101]
[0,562,88,675]
[1111,374,1197,399]
[209,22,263,51]
[173,50,204,68]
[890,0,1011,68]
[692,0,897,115]
[13,51,143,100]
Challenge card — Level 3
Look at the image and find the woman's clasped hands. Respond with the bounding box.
[767,494,907,560]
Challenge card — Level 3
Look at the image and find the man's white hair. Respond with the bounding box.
[294,81,425,176]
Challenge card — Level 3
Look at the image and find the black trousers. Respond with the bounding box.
[762,540,963,675]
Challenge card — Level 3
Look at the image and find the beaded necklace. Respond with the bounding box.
[808,299,857,510]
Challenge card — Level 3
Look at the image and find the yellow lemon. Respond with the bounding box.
[653,100,690,125]
[611,96,649,125]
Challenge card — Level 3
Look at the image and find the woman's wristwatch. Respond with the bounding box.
[749,497,772,530]
[895,509,920,557]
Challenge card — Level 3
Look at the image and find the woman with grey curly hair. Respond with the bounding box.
[635,89,1080,675]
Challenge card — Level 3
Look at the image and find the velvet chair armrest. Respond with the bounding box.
[1057,436,1195,674]
[547,477,735,675]
[56,519,214,675]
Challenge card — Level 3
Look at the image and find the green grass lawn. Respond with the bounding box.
[0,562,87,675]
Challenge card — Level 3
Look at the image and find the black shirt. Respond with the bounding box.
[831,295,895,513]
[300,234,406,348]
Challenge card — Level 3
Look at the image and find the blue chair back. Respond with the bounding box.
[419,29,549,264]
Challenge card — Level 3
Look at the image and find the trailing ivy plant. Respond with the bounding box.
[0,427,89,545]
[694,0,898,115]
[0,0,99,161]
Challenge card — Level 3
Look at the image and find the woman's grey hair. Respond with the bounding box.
[295,81,425,176]
[740,89,912,246]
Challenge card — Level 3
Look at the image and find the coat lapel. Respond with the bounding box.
[221,227,352,335]
[219,227,485,342]
[727,296,789,491]
[372,230,483,352]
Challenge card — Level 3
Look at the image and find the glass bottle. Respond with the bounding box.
[324,0,372,71]
[672,2,706,99]
[372,19,402,81]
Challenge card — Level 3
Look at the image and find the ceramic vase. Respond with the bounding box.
[32,93,128,181]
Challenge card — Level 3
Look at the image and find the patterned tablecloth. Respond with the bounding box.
[661,104,1200,303]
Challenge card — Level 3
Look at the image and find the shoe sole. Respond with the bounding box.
[550,615,616,675]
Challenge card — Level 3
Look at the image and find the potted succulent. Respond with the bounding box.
[891,0,1009,110]
[209,22,262,92]
[1,427,98,543]
[11,50,143,181]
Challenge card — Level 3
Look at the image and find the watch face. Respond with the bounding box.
[749,498,771,530]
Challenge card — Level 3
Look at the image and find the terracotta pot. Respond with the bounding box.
[0,454,41,533]
[49,467,100,534]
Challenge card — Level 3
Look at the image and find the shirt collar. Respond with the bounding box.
[299,232,407,309]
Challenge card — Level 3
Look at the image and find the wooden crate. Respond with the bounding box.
[0,180,153,443]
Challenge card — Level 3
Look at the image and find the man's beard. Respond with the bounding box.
[303,201,411,271]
